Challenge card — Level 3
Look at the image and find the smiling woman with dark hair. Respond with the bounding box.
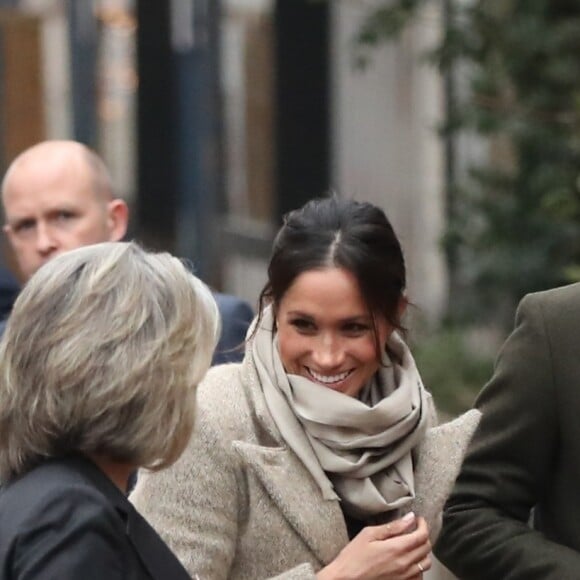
[133,196,480,580]
[0,241,220,580]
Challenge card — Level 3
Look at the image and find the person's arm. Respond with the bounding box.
[11,487,126,579]
[435,294,580,579]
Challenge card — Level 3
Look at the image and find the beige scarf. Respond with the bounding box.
[252,306,431,520]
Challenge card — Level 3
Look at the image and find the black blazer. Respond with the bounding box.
[0,455,191,580]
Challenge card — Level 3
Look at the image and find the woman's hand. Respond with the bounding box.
[316,512,431,580]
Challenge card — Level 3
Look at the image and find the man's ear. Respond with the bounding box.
[106,199,129,241]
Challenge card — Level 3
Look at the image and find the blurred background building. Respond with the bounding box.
[0,0,447,325]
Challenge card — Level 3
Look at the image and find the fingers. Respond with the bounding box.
[415,554,432,573]
[403,554,432,579]
[361,514,431,554]
[351,514,431,580]
[401,533,432,579]
[418,555,432,572]
[405,518,432,556]
[379,517,432,579]
[412,517,430,545]
[367,511,418,541]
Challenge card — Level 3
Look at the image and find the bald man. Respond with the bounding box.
[3,141,128,281]
[1,140,252,364]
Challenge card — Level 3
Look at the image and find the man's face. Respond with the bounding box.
[3,165,123,281]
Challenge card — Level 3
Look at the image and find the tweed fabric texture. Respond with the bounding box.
[131,356,478,579]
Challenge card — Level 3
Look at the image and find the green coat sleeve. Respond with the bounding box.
[435,293,580,579]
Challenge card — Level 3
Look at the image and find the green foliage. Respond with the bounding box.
[412,327,495,416]
[354,0,425,67]
[355,0,580,326]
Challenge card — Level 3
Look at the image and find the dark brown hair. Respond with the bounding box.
[255,195,407,356]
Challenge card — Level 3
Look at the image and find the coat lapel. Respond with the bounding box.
[233,440,348,565]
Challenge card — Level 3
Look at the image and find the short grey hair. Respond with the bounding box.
[0,242,220,479]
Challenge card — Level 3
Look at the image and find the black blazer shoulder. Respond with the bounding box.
[0,455,190,580]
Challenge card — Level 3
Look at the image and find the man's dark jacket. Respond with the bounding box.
[436,283,580,579]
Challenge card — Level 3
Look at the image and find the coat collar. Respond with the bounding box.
[235,357,349,564]
[63,455,190,580]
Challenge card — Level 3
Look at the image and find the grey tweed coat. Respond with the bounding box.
[131,355,480,580]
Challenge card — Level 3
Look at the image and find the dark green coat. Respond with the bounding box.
[436,283,580,579]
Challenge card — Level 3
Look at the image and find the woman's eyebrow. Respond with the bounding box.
[286,310,313,318]
[286,311,371,324]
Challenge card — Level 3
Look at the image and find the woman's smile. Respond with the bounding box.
[306,367,355,387]
[276,267,394,398]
